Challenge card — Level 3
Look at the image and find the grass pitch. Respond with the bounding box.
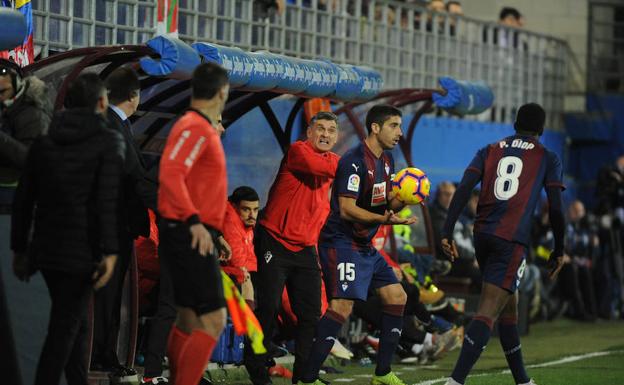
[208,319,624,385]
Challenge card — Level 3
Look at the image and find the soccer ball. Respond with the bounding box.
[391,167,431,205]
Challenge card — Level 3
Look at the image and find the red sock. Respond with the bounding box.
[167,325,189,381]
[175,329,217,385]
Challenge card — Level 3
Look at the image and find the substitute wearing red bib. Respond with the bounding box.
[158,63,231,385]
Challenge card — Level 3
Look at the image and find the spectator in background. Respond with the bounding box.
[496,7,526,49]
[429,181,456,261]
[559,200,598,321]
[11,73,125,385]
[255,0,285,18]
[423,0,446,32]
[446,1,462,15]
[499,7,524,28]
[446,0,462,35]
[595,155,624,318]
[222,186,260,307]
[0,59,52,205]
[448,189,482,292]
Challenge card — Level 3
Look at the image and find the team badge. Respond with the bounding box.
[341,282,349,291]
[264,251,273,263]
[347,174,360,192]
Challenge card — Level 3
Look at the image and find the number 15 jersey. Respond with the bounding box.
[469,134,564,246]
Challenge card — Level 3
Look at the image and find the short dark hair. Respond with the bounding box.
[106,67,140,105]
[514,103,546,135]
[64,73,106,110]
[446,1,461,11]
[310,111,338,126]
[365,104,402,134]
[228,186,259,204]
[191,62,229,100]
[499,7,521,21]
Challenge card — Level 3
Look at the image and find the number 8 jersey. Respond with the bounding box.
[469,134,564,245]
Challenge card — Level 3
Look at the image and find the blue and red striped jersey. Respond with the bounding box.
[319,142,395,248]
[469,134,564,245]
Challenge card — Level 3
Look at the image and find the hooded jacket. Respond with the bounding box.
[0,76,53,184]
[11,108,125,273]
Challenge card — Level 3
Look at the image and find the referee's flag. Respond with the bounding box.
[221,271,267,354]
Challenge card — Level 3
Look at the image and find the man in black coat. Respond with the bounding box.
[90,67,161,382]
[11,73,125,385]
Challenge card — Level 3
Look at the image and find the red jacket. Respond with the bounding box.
[260,141,339,251]
[222,202,257,284]
[158,109,227,231]
[135,210,160,309]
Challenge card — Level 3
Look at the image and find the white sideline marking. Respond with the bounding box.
[412,350,622,385]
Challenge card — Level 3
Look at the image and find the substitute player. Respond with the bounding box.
[300,104,416,385]
[440,103,565,385]
[245,111,340,385]
[158,62,231,385]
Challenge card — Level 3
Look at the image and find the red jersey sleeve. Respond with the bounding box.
[158,123,209,222]
[286,141,338,177]
[223,210,246,269]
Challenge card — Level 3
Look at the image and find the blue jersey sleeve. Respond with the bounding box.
[334,157,364,200]
[544,150,565,190]
[467,146,487,176]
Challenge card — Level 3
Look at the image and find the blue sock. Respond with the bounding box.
[300,310,345,383]
[450,316,493,384]
[499,317,530,384]
[375,305,405,376]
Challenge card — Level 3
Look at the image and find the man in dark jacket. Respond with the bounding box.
[0,59,52,207]
[91,68,151,382]
[11,73,125,385]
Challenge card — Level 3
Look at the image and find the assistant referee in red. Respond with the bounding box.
[158,62,231,385]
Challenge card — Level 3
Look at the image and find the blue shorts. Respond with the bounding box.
[474,232,527,293]
[318,245,398,301]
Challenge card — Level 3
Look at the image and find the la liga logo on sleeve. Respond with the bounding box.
[347,174,360,192]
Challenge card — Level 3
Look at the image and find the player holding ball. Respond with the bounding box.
[299,104,420,385]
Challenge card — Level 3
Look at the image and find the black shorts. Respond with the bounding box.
[158,219,225,315]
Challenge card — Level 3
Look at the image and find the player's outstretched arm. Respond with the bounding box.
[546,185,566,280]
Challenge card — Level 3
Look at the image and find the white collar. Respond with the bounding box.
[110,104,128,121]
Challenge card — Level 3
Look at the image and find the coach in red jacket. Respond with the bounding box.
[245,111,340,385]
